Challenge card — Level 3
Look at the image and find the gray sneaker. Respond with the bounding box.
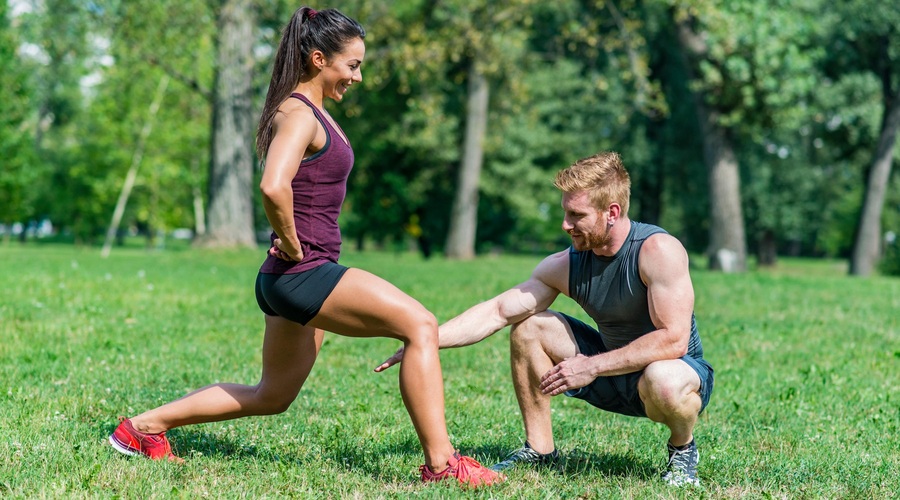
[662,440,700,486]
[490,441,560,472]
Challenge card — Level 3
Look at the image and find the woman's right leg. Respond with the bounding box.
[305,268,454,470]
[128,315,323,435]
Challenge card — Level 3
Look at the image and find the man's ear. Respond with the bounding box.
[607,203,622,225]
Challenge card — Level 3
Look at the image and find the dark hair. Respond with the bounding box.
[256,7,366,163]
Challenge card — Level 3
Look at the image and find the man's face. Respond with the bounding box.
[561,190,611,251]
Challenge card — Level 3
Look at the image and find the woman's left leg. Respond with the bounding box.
[128,316,324,434]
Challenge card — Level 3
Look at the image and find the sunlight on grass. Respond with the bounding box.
[1,244,898,498]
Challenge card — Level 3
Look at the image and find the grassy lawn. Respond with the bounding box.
[1,244,898,498]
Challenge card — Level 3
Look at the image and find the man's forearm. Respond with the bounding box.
[438,300,509,348]
[589,328,689,377]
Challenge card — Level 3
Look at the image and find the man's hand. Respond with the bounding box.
[539,354,597,396]
[374,346,405,372]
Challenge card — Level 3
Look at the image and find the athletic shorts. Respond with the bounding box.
[560,313,714,418]
[255,262,349,325]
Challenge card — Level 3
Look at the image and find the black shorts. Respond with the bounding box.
[255,262,349,325]
[560,313,714,418]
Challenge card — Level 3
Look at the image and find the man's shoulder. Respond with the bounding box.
[642,232,685,254]
[631,221,669,239]
[638,232,690,282]
[540,248,571,269]
[628,220,681,253]
[533,249,570,295]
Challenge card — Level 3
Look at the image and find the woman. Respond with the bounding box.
[109,7,503,488]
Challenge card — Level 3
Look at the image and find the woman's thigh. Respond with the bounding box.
[307,268,436,340]
[256,315,325,402]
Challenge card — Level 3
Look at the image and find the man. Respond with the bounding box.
[376,152,714,486]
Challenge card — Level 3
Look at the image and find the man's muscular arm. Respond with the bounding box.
[374,250,568,371]
[438,250,568,348]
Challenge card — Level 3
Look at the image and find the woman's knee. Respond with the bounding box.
[397,308,439,347]
[252,385,299,415]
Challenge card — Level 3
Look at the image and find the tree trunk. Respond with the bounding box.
[700,112,747,272]
[196,0,256,248]
[445,61,489,260]
[100,75,170,258]
[674,17,747,272]
[191,157,206,237]
[757,229,778,267]
[850,86,900,276]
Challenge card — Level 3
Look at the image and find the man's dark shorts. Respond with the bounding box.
[255,262,349,325]
[560,313,714,418]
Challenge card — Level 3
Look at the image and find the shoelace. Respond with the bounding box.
[421,456,487,478]
[511,447,541,460]
[456,456,503,484]
[666,445,695,471]
[496,447,541,467]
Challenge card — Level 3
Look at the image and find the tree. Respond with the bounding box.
[335,0,535,257]
[433,1,534,259]
[100,75,171,257]
[13,0,95,241]
[433,0,644,258]
[665,0,825,271]
[0,1,37,241]
[670,8,747,272]
[340,0,676,255]
[479,0,662,251]
[827,2,900,276]
[852,84,900,275]
[84,0,254,249]
[196,0,257,248]
[444,60,489,259]
[11,0,894,261]
[70,0,216,246]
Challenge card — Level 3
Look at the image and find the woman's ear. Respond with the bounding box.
[309,50,326,71]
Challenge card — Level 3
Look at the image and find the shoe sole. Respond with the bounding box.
[490,460,561,472]
[665,479,700,486]
[109,435,139,457]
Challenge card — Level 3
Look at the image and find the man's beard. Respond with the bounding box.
[570,221,612,251]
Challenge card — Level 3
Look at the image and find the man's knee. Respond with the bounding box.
[510,312,579,366]
[510,312,559,345]
[639,360,701,411]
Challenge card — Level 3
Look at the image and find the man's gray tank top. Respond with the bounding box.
[568,221,704,358]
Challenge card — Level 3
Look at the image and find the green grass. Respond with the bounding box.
[1,244,898,498]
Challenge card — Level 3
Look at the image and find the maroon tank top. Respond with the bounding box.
[259,93,354,274]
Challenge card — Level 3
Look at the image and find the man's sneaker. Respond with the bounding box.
[109,417,182,463]
[420,452,506,488]
[490,441,560,471]
[661,439,699,486]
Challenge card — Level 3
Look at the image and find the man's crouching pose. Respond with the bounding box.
[377,151,714,486]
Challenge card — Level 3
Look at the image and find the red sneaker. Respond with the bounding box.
[420,452,506,487]
[109,417,182,463]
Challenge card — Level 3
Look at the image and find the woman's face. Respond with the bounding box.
[320,37,365,101]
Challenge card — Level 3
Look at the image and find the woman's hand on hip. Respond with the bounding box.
[270,237,304,262]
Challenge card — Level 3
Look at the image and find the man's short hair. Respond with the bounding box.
[554,152,631,215]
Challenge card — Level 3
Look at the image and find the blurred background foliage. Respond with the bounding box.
[1,0,898,274]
